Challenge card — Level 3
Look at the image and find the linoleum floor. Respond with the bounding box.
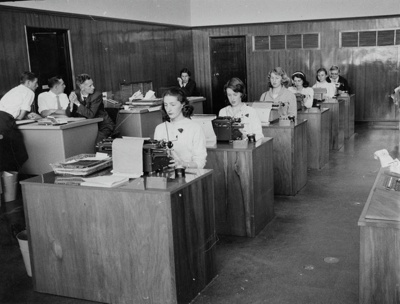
[0,124,398,304]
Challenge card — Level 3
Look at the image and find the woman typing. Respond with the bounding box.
[260,67,297,119]
[312,68,336,99]
[219,77,263,141]
[154,87,206,169]
[288,71,314,109]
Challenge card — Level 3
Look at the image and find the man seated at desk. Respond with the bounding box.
[329,65,351,94]
[0,71,38,171]
[38,76,68,117]
[66,73,115,143]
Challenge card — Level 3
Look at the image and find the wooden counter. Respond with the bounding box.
[322,99,345,150]
[262,120,308,196]
[205,138,274,237]
[358,168,400,304]
[18,118,101,175]
[115,97,206,137]
[21,169,216,304]
[297,108,330,169]
[337,94,355,139]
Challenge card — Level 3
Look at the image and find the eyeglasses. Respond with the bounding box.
[330,72,339,76]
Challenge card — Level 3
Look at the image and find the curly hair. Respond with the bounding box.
[223,77,247,102]
[268,67,291,88]
[162,87,193,121]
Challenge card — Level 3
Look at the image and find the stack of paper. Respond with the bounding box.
[129,90,144,101]
[81,175,129,188]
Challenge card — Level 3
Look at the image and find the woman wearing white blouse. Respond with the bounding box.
[219,77,263,141]
[154,87,207,169]
[288,71,314,109]
[312,68,336,99]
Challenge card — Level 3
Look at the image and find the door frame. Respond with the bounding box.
[24,26,76,93]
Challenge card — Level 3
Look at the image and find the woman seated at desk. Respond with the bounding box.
[288,71,314,109]
[66,74,115,143]
[312,68,336,99]
[260,67,297,119]
[219,77,263,141]
[177,68,198,97]
[154,87,206,169]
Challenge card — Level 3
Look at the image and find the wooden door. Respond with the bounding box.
[26,26,74,111]
[210,36,247,115]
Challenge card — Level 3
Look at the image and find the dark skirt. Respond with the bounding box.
[0,111,29,171]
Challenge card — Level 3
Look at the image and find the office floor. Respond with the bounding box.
[0,123,398,304]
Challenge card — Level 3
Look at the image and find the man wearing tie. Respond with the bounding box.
[38,76,69,117]
[66,73,115,144]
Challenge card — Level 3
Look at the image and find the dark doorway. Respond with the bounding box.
[210,36,247,115]
[25,26,74,112]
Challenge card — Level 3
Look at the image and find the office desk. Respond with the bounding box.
[358,168,400,304]
[337,94,355,139]
[297,108,330,169]
[322,99,345,150]
[262,120,307,196]
[18,118,101,175]
[188,97,205,114]
[206,138,274,237]
[21,169,216,304]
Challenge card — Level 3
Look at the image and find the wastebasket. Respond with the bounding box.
[16,230,32,277]
[1,171,18,203]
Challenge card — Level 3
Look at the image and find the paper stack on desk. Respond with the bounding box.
[129,90,144,101]
[81,175,129,188]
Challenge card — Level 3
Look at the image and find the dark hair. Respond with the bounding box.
[162,87,193,121]
[75,74,92,87]
[48,76,62,89]
[316,68,329,82]
[180,68,191,77]
[223,77,247,102]
[20,71,37,84]
[291,71,310,88]
[268,67,291,88]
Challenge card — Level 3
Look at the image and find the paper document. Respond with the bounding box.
[143,90,156,100]
[81,176,129,188]
[374,149,395,167]
[112,137,145,177]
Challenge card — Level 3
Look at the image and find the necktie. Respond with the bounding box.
[56,95,61,110]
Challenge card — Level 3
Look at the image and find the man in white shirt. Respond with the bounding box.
[0,71,38,171]
[0,71,38,120]
[38,76,69,117]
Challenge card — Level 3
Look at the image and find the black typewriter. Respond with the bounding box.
[212,116,244,142]
[143,139,172,174]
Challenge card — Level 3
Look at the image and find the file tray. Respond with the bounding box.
[51,154,112,176]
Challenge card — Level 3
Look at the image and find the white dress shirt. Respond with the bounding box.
[38,91,69,114]
[0,84,34,118]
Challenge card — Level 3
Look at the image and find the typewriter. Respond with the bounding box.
[142,139,172,174]
[212,116,244,142]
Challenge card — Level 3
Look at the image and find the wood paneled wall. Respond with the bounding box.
[0,7,194,99]
[192,17,400,121]
[1,6,399,122]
